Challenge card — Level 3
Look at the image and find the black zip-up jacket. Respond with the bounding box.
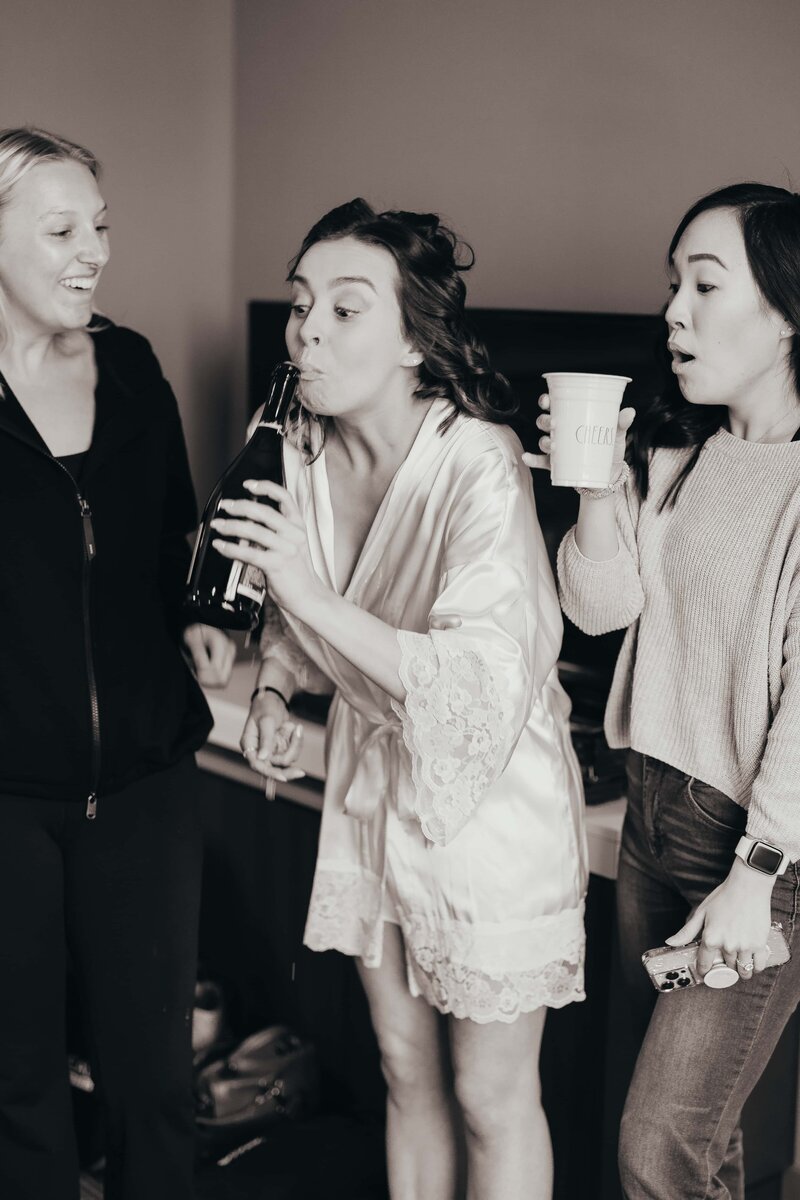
[0,320,212,807]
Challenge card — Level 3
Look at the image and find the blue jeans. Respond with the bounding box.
[616,752,800,1200]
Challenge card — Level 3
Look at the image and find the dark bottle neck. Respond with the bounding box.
[256,362,299,429]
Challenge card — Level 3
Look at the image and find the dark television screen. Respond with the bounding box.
[248,302,666,687]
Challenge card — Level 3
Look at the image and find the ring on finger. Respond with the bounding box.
[736,957,755,972]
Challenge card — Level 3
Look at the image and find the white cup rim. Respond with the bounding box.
[542,372,632,384]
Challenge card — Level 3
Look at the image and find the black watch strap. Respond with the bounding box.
[250,685,289,708]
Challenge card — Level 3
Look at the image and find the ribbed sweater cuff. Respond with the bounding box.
[557,528,644,636]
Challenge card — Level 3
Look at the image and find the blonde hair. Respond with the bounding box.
[0,127,102,351]
[0,126,99,212]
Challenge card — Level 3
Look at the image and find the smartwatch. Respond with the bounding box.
[735,835,790,876]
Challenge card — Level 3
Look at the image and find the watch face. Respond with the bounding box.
[748,842,782,874]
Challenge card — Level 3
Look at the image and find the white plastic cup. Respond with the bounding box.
[543,372,632,488]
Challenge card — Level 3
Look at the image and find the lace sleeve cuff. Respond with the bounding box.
[259,603,332,694]
[391,629,514,846]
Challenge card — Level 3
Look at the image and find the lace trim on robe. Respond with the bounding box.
[391,629,516,845]
[400,906,586,1022]
[303,865,385,967]
[304,863,586,1021]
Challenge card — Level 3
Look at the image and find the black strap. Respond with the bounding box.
[250,685,290,708]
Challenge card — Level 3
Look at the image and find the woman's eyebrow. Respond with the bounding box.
[667,252,728,270]
[330,275,377,293]
[289,273,378,293]
[687,253,728,268]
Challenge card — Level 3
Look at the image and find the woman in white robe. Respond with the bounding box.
[211,199,587,1200]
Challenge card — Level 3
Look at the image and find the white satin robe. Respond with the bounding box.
[262,398,588,1023]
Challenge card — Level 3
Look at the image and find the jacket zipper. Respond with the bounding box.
[0,405,103,817]
[50,457,101,819]
[78,495,100,819]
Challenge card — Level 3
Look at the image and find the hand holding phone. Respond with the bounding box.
[642,922,790,993]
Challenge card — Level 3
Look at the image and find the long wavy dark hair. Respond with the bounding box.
[286,198,515,437]
[629,182,800,509]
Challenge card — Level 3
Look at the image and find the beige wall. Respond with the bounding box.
[234,0,800,386]
[4,1,800,477]
[2,0,235,499]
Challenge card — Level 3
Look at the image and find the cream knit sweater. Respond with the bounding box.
[557,429,800,860]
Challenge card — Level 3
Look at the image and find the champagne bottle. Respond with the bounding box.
[185,361,299,631]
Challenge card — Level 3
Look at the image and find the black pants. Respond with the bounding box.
[0,757,202,1200]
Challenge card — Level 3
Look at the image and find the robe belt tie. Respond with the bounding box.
[342,720,417,824]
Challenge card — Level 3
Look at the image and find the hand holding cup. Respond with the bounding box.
[522,373,635,489]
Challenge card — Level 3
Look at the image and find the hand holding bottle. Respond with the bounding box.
[185,361,299,631]
[209,480,323,620]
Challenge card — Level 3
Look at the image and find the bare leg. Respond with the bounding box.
[356,923,464,1200]
[450,1007,551,1200]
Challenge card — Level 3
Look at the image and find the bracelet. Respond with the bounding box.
[575,460,631,500]
[250,685,290,708]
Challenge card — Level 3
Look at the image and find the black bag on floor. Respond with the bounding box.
[195,1025,320,1147]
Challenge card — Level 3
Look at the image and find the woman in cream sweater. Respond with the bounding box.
[528,182,800,1199]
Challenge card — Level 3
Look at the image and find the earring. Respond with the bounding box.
[406,353,424,366]
[780,327,795,338]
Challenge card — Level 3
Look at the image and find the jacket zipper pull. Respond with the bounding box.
[79,498,96,560]
[86,792,98,820]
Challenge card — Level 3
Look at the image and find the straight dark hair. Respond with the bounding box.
[629,183,800,508]
[287,198,516,434]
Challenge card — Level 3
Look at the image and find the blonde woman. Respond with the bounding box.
[0,127,233,1200]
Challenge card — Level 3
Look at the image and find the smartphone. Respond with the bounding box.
[642,922,790,993]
